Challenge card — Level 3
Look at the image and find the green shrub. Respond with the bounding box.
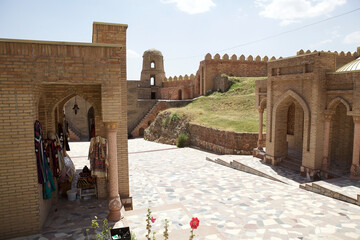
[170,112,180,122]
[176,133,188,148]
[205,90,213,96]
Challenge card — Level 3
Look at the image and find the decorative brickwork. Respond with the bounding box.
[256,48,360,180]
[0,22,129,238]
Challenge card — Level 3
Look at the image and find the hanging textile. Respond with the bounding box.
[34,120,46,184]
[88,136,108,177]
[63,120,70,151]
[42,158,56,199]
[34,120,56,199]
[45,132,64,178]
[57,123,70,151]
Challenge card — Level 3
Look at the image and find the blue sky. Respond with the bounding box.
[0,0,359,79]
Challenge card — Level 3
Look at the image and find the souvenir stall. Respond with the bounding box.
[34,120,75,200]
[76,136,108,199]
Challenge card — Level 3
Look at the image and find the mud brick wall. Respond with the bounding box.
[189,124,265,155]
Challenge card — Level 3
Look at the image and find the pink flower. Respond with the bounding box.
[190,217,200,229]
[151,216,156,223]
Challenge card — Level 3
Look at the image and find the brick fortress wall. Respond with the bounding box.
[198,53,269,95]
[160,74,196,100]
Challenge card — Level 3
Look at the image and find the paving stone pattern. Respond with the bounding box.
[11,139,360,240]
[206,155,310,186]
[123,139,360,240]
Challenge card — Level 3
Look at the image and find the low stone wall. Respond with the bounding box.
[189,124,265,155]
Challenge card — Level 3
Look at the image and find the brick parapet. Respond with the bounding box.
[163,74,195,82]
[204,53,274,62]
[297,49,358,57]
[296,49,358,70]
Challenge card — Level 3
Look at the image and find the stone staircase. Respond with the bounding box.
[67,121,83,141]
[278,155,302,173]
[131,101,167,137]
[68,127,80,141]
[300,178,360,206]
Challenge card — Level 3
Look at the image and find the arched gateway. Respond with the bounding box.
[0,22,131,238]
[254,50,360,180]
[272,90,310,166]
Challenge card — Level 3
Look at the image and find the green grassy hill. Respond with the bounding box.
[167,76,267,133]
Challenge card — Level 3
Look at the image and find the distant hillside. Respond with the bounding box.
[166,76,267,133]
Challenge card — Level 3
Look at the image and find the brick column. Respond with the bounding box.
[257,108,264,150]
[350,116,360,179]
[321,114,332,170]
[105,122,122,221]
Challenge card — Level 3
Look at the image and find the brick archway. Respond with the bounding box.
[178,89,182,100]
[44,86,104,139]
[327,96,352,114]
[139,128,144,137]
[272,90,310,162]
[326,99,354,175]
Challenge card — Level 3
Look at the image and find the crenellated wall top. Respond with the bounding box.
[297,49,359,57]
[163,74,196,82]
[204,53,277,62]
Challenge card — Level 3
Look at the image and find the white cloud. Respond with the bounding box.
[343,31,360,44]
[127,49,141,59]
[255,0,346,26]
[331,29,340,39]
[310,39,332,48]
[161,0,216,14]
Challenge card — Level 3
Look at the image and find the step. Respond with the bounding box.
[313,180,359,200]
[278,160,301,173]
[283,158,301,167]
[214,158,231,167]
[285,155,302,164]
[299,180,360,206]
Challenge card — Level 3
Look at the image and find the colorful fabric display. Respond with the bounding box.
[88,136,108,177]
[34,120,56,199]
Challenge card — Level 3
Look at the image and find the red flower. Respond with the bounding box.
[151,216,156,223]
[190,217,200,229]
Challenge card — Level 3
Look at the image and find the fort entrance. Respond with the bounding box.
[274,98,304,163]
[328,101,354,175]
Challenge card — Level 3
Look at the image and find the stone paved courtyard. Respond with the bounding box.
[123,139,360,240]
[12,139,360,240]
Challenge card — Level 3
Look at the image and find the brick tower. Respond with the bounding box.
[139,49,165,99]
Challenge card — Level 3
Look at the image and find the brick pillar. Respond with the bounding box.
[321,114,332,170]
[350,116,360,179]
[105,122,122,221]
[257,108,264,150]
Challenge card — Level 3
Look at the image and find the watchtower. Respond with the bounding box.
[139,49,165,99]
